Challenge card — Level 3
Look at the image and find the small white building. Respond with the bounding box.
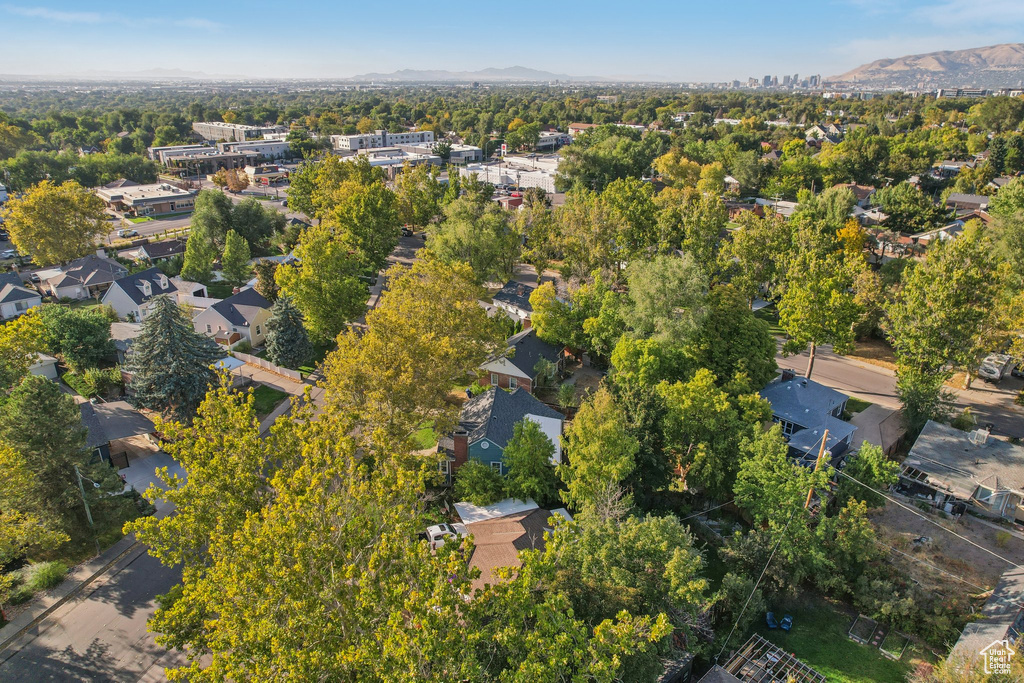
[331,129,434,151]
[219,139,291,160]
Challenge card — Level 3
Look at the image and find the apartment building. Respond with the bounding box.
[330,129,434,151]
[191,121,288,142]
[218,139,290,160]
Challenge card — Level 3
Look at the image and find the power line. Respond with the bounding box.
[834,469,1024,570]
[715,507,799,663]
[678,499,735,522]
[873,539,990,594]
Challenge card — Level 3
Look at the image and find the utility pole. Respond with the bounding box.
[804,429,830,510]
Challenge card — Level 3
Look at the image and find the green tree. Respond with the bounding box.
[873,182,943,234]
[454,460,506,506]
[189,189,234,248]
[0,180,109,265]
[659,368,772,499]
[778,249,862,379]
[428,197,519,284]
[264,296,312,370]
[275,223,368,344]
[559,388,639,515]
[251,259,279,302]
[394,163,443,228]
[0,311,46,390]
[835,442,899,509]
[324,179,401,272]
[180,225,217,285]
[556,125,665,192]
[502,419,559,506]
[123,295,221,421]
[220,229,251,286]
[230,197,285,250]
[719,210,792,306]
[624,253,707,344]
[38,304,114,372]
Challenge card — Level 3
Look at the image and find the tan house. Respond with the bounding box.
[193,287,272,349]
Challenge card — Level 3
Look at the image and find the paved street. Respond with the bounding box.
[777,343,1024,439]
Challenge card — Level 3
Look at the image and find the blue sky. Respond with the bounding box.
[3,0,1023,80]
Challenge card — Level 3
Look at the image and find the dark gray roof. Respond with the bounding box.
[79,400,155,448]
[110,267,178,305]
[492,280,536,313]
[695,667,742,683]
[140,239,187,261]
[0,282,38,304]
[458,387,563,449]
[946,193,989,206]
[949,566,1024,663]
[904,420,1024,500]
[787,414,858,458]
[760,378,848,429]
[0,272,23,288]
[208,287,271,327]
[504,329,561,378]
[55,254,128,288]
[79,402,108,449]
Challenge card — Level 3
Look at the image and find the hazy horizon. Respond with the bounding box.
[3,0,1024,82]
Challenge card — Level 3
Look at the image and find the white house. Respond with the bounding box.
[28,353,58,380]
[101,267,207,321]
[192,287,272,349]
[44,253,128,300]
[0,273,41,320]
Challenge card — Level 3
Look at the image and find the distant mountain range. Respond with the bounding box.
[349,66,608,82]
[831,43,1024,89]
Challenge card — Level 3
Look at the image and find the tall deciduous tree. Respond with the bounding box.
[559,388,639,514]
[428,197,520,284]
[502,419,559,506]
[275,223,367,344]
[324,179,401,272]
[189,189,234,248]
[180,225,217,285]
[264,296,312,371]
[624,253,707,345]
[0,310,46,389]
[394,162,443,228]
[38,304,114,372]
[251,259,279,302]
[719,210,792,306]
[124,295,221,421]
[220,229,251,286]
[0,180,109,265]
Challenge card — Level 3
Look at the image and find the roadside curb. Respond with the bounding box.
[0,536,142,655]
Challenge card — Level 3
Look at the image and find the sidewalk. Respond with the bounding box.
[0,534,140,653]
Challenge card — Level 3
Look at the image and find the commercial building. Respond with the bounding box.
[458,154,561,194]
[343,148,441,177]
[397,142,482,163]
[162,149,257,176]
[218,139,291,160]
[535,131,571,151]
[244,164,289,185]
[191,122,288,142]
[95,179,197,217]
[148,144,211,164]
[330,129,434,151]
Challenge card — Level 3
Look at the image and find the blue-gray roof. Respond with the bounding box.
[492,281,536,313]
[209,287,271,327]
[760,378,848,429]
[110,266,178,305]
[504,329,561,378]
[787,415,858,459]
[459,387,562,449]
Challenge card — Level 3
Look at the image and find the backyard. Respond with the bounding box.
[746,593,925,683]
[250,384,289,418]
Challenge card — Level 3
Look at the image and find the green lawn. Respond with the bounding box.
[748,594,912,683]
[126,216,154,224]
[846,397,872,414]
[250,385,290,417]
[753,305,785,337]
[206,282,235,299]
[298,342,334,376]
[411,422,439,450]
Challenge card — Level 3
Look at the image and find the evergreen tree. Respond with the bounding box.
[180,226,217,284]
[221,229,252,286]
[264,296,312,370]
[252,259,279,302]
[124,295,221,421]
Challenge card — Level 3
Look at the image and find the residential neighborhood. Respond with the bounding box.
[2,8,1024,683]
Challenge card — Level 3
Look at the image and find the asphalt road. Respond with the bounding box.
[0,549,182,683]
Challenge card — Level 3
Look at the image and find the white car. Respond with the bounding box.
[1,249,17,259]
[978,354,1014,383]
[422,523,469,551]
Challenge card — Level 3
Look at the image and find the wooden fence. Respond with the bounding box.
[232,352,303,382]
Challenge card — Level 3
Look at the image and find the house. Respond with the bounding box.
[568,122,597,137]
[102,267,207,321]
[945,193,990,212]
[723,175,741,193]
[193,287,272,349]
[44,253,128,300]
[0,272,41,320]
[898,420,1024,521]
[947,566,1024,669]
[833,183,876,207]
[439,387,564,482]
[135,239,187,263]
[988,176,1017,192]
[762,149,782,163]
[759,374,857,463]
[28,353,58,380]
[933,159,975,179]
[453,498,572,591]
[479,329,563,394]
[804,123,841,144]
[78,399,156,467]
[754,198,798,219]
[850,205,888,226]
[699,634,825,683]
[492,280,537,324]
[110,322,143,364]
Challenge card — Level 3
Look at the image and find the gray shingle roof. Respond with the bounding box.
[0,272,23,288]
[140,239,187,261]
[904,420,1024,499]
[949,566,1024,664]
[492,281,536,313]
[504,329,561,378]
[110,267,178,305]
[760,378,848,429]
[58,254,128,288]
[459,387,562,449]
[0,282,39,304]
[208,287,271,327]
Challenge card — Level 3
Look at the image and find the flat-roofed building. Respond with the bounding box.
[95,180,197,217]
[398,142,482,163]
[192,122,287,142]
[162,149,257,175]
[219,139,291,160]
[330,129,434,151]
[148,144,211,163]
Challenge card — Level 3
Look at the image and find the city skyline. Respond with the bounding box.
[3,0,1023,82]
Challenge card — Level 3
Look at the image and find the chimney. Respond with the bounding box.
[452,430,469,471]
[781,369,796,383]
[96,248,106,258]
[516,284,525,297]
[522,316,532,330]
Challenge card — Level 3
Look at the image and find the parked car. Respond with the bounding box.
[401,226,414,237]
[979,353,1014,383]
[420,523,469,551]
[117,228,139,238]
[1,249,18,259]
